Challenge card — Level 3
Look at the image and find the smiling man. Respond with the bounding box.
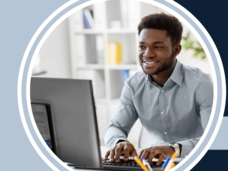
[104,13,213,166]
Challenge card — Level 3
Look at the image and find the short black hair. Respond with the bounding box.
[138,13,183,46]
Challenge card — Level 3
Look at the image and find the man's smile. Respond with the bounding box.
[141,58,159,67]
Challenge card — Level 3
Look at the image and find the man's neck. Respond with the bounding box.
[150,60,177,87]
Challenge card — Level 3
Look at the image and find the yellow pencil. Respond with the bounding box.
[164,163,175,171]
[164,152,177,171]
[134,157,149,171]
[170,163,175,169]
[171,152,177,160]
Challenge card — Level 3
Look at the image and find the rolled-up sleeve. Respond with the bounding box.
[178,74,213,157]
[104,83,138,149]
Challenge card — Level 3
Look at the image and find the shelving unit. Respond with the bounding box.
[68,0,165,145]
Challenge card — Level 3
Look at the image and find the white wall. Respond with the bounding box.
[38,19,71,78]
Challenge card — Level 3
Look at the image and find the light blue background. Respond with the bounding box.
[0,1,69,170]
[210,118,228,149]
[0,0,226,170]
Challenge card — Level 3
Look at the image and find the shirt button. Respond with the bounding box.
[161,90,164,93]
[164,132,167,135]
[161,111,163,114]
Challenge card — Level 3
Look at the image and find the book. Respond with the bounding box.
[93,2,106,29]
[120,0,139,28]
[83,9,94,29]
[128,0,139,28]
[120,0,128,28]
[122,70,129,86]
[108,43,122,65]
[96,35,104,64]
[74,35,86,65]
[84,35,97,64]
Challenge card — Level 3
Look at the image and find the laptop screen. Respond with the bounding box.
[30,77,102,168]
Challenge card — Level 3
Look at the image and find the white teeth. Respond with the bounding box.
[145,62,154,64]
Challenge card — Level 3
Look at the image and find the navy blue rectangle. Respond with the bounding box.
[174,1,228,116]
[192,150,228,170]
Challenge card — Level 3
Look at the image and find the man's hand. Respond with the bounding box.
[139,146,175,166]
[104,141,137,163]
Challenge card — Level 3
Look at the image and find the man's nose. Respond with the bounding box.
[143,47,156,58]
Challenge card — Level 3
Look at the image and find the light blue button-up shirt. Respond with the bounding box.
[104,60,213,158]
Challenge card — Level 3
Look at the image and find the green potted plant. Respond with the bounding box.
[182,32,206,59]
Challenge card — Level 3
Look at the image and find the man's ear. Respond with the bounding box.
[174,44,182,56]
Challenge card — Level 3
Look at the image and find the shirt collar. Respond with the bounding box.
[168,60,183,86]
[145,60,183,86]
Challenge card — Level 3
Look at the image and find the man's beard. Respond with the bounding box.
[140,51,176,76]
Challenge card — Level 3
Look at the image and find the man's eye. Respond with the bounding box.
[155,46,163,49]
[139,46,145,49]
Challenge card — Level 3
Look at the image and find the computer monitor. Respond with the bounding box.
[30,77,102,168]
[31,102,56,152]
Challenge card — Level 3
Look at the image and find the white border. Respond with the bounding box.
[17,0,226,170]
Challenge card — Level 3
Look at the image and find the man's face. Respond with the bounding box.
[138,29,176,76]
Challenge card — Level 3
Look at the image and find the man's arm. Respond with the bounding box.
[177,74,213,157]
[104,82,138,161]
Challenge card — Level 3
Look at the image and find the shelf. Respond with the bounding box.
[106,29,136,34]
[77,64,105,70]
[75,29,136,34]
[106,64,138,70]
[75,29,105,34]
[69,1,155,115]
[76,64,139,70]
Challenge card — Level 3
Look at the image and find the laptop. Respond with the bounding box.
[30,77,163,171]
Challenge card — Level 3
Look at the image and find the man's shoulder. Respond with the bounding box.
[182,63,212,86]
[125,71,147,88]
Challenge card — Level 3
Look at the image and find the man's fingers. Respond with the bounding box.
[147,150,160,165]
[107,142,136,163]
[104,150,110,160]
[115,145,123,163]
[123,145,130,161]
[139,147,154,158]
[138,150,144,159]
[124,144,134,161]
[140,149,150,160]
[156,154,165,166]
[131,149,138,157]
[110,148,116,162]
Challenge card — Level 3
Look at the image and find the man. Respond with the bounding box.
[104,13,213,166]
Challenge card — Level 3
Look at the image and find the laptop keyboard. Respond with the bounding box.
[68,159,168,171]
[103,159,139,166]
[102,159,162,170]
